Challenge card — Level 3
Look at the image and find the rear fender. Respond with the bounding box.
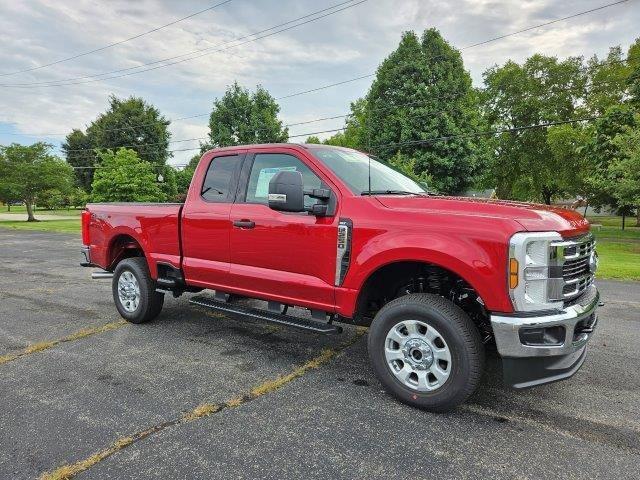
[103,227,153,273]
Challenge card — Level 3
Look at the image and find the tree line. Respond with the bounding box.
[1,28,638,224]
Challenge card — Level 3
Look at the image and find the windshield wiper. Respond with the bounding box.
[361,190,429,196]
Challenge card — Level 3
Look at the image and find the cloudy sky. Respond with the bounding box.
[0,0,638,166]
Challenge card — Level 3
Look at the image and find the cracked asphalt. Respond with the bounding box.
[0,229,639,479]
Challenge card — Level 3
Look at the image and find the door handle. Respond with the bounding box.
[233,219,255,229]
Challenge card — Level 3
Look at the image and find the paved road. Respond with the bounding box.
[0,229,639,479]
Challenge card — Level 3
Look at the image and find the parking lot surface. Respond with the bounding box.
[1,229,639,479]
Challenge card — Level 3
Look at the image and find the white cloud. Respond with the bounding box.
[0,0,638,165]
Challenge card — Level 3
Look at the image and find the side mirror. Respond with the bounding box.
[268,170,305,212]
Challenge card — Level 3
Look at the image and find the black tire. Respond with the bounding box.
[112,257,164,324]
[368,293,484,412]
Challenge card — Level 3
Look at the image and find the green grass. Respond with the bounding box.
[593,226,640,241]
[587,215,640,229]
[595,240,640,281]
[2,205,82,216]
[0,218,81,234]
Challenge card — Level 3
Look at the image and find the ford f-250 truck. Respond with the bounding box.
[81,143,599,411]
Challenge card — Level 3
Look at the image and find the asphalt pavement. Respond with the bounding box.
[0,229,639,479]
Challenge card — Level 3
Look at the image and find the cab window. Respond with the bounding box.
[201,155,242,202]
[245,153,323,207]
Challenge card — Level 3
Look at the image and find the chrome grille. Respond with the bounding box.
[553,234,596,301]
[563,257,590,280]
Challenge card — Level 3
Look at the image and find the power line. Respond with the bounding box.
[66,114,606,170]
[0,0,236,77]
[459,0,629,51]
[2,0,632,149]
[4,69,627,140]
[0,0,367,88]
[368,115,604,151]
[2,0,627,88]
[50,74,630,153]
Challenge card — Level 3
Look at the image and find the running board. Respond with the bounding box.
[189,296,342,334]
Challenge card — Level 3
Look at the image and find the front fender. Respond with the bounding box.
[342,231,513,314]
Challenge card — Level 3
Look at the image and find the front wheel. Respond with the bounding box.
[368,293,484,412]
[112,257,164,324]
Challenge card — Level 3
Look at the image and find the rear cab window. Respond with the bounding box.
[201,155,243,203]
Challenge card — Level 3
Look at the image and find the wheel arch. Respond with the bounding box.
[106,233,146,271]
[348,258,495,344]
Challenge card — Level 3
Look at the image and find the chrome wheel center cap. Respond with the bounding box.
[402,338,434,370]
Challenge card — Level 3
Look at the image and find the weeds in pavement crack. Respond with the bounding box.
[40,328,367,479]
[0,320,127,366]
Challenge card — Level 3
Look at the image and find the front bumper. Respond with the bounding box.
[490,285,599,388]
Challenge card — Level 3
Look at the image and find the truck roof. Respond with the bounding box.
[202,143,351,155]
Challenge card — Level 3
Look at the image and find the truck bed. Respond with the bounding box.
[85,203,183,275]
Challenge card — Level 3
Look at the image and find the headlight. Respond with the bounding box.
[509,232,564,312]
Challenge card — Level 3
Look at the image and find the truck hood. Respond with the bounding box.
[375,195,590,238]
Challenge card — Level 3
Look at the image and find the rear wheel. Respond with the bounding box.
[112,257,164,324]
[368,293,484,412]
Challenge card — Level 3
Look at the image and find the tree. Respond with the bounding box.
[175,167,195,200]
[0,143,73,221]
[305,136,321,144]
[584,105,637,211]
[579,39,640,217]
[62,129,95,191]
[91,148,165,202]
[88,96,171,165]
[610,117,640,225]
[482,54,587,203]
[323,98,367,149]
[388,152,432,189]
[585,46,632,115]
[205,82,288,148]
[545,123,592,199]
[364,29,484,194]
[66,187,89,209]
[0,154,20,211]
[154,165,178,202]
[37,189,65,210]
[63,96,171,190]
[626,37,640,107]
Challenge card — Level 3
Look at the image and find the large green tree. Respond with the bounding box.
[626,38,640,107]
[88,96,171,165]
[322,98,367,149]
[0,143,73,221]
[205,82,288,148]
[63,96,171,191]
[609,115,640,225]
[482,54,587,203]
[585,46,632,115]
[364,29,484,194]
[91,148,165,202]
[584,105,636,211]
[62,129,94,191]
[545,123,592,201]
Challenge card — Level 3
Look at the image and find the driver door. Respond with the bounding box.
[227,148,339,312]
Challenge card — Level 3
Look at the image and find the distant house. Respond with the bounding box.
[553,197,616,217]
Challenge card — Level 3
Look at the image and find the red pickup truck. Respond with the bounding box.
[81,143,599,411]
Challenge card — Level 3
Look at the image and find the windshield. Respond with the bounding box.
[311,147,427,195]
